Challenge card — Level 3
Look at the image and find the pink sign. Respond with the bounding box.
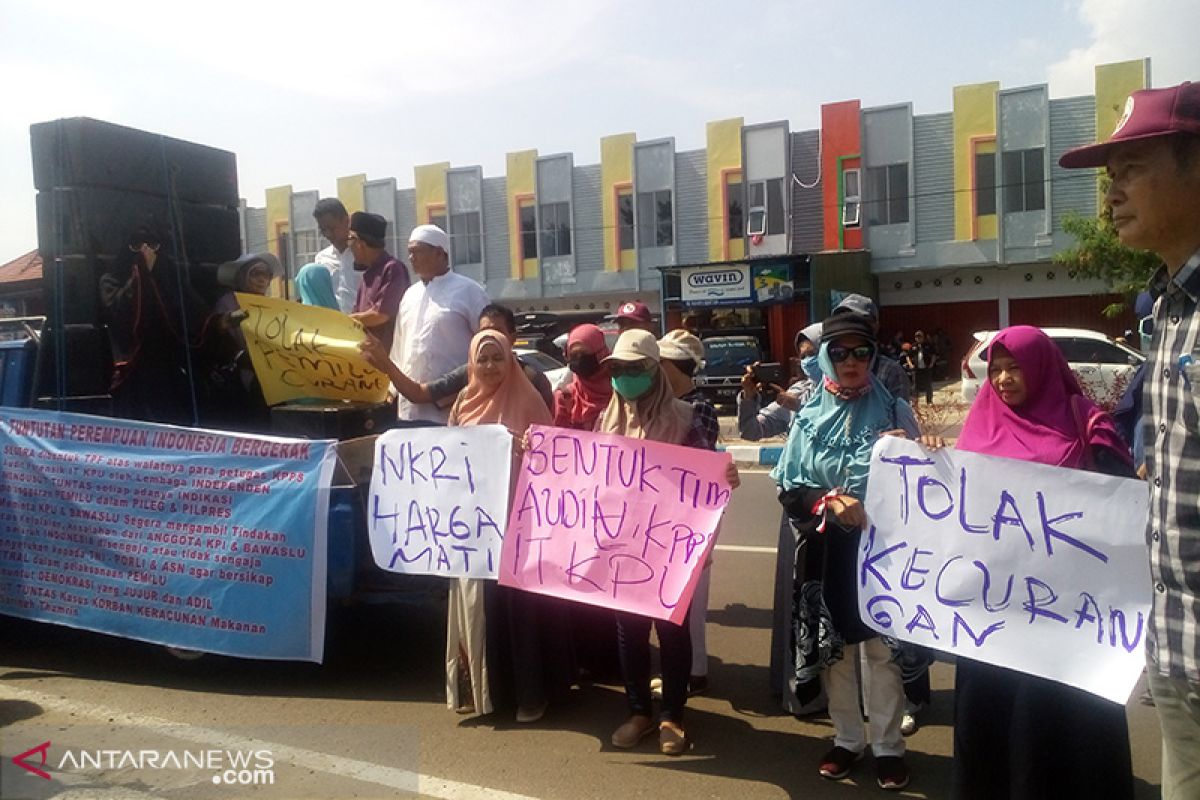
[498,425,733,623]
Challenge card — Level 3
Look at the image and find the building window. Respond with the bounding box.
[637,189,673,247]
[975,152,997,216]
[519,203,537,260]
[617,190,634,251]
[1002,148,1045,212]
[293,229,322,269]
[866,163,909,225]
[746,178,785,236]
[726,177,744,239]
[842,168,861,228]
[449,212,482,265]
[539,201,571,257]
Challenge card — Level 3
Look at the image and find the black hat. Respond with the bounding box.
[821,313,875,345]
[350,212,387,247]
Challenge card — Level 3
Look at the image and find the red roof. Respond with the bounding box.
[0,250,42,286]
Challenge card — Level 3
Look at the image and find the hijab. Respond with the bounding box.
[565,324,612,427]
[956,325,1131,469]
[596,363,693,445]
[451,329,552,436]
[771,320,905,498]
[296,264,340,310]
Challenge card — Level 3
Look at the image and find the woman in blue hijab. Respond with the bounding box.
[771,312,919,792]
[295,263,340,310]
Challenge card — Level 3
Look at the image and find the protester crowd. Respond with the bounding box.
[92,82,1199,798]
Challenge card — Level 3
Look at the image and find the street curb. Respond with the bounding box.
[719,444,783,467]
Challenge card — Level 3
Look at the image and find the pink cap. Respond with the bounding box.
[1059,82,1200,169]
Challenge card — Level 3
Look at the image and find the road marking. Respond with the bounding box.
[713,544,776,554]
[2,685,537,800]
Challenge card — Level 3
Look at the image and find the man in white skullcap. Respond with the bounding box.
[360,224,489,424]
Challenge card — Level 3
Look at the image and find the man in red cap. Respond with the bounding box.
[615,300,655,333]
[1061,81,1200,799]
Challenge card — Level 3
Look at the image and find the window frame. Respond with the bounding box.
[842,168,862,228]
[636,189,673,248]
[518,201,537,261]
[1002,147,1046,213]
[865,163,910,226]
[449,211,483,265]
[538,200,572,258]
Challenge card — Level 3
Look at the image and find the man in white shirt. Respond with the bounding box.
[312,198,362,314]
[377,224,489,424]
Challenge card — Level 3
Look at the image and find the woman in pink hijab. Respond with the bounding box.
[951,325,1135,799]
[553,323,612,430]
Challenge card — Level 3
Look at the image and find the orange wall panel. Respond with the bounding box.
[821,100,862,251]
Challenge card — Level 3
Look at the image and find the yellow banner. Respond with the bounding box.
[234,293,390,406]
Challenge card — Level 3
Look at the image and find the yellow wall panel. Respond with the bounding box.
[506,150,537,279]
[600,133,636,272]
[952,82,999,240]
[1094,59,1151,203]
[265,185,292,258]
[414,162,450,224]
[707,118,743,261]
[336,174,366,215]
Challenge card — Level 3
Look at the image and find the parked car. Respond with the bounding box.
[695,335,763,407]
[961,327,1145,410]
[515,348,571,392]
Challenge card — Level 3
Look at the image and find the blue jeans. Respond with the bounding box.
[616,610,691,723]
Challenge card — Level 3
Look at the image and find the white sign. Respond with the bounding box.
[861,437,1151,704]
[681,264,751,305]
[368,425,512,578]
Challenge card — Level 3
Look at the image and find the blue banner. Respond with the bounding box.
[0,408,336,661]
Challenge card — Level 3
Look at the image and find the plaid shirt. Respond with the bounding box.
[1144,247,1200,682]
[681,388,720,451]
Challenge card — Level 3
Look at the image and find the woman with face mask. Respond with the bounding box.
[552,324,612,431]
[599,329,740,755]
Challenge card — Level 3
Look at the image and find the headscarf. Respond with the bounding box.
[956,325,1132,469]
[596,363,693,445]
[295,263,340,310]
[450,330,552,436]
[771,319,902,498]
[565,324,612,427]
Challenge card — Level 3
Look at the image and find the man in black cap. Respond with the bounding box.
[348,211,410,347]
[833,293,911,402]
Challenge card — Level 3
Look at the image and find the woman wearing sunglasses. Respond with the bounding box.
[771,313,920,791]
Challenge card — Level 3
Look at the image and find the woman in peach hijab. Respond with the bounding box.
[445,330,571,722]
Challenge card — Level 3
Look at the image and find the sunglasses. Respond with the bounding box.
[828,344,875,364]
[608,362,650,378]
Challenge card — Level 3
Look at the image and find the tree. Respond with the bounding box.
[1056,183,1160,317]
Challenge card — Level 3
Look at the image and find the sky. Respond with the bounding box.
[1,0,1196,263]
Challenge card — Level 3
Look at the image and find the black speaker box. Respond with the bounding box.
[33,323,114,400]
[36,187,240,267]
[30,117,239,207]
[270,401,394,441]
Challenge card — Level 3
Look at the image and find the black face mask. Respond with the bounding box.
[569,353,602,378]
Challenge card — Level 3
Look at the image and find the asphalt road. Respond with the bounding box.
[0,472,1163,799]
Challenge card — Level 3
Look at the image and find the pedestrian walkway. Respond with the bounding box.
[718,381,970,466]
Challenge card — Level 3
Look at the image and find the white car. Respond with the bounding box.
[514,348,571,391]
[960,327,1144,411]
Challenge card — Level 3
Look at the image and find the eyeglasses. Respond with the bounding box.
[608,362,650,378]
[828,344,875,363]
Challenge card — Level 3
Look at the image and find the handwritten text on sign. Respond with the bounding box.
[368,425,512,579]
[861,437,1151,703]
[499,426,733,624]
[236,293,389,405]
[0,407,335,662]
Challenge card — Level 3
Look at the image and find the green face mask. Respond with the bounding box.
[612,372,654,400]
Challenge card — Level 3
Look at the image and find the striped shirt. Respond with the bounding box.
[1143,247,1200,682]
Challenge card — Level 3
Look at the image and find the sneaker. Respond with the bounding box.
[610,715,656,749]
[876,756,910,791]
[900,701,924,736]
[658,721,689,755]
[818,746,863,780]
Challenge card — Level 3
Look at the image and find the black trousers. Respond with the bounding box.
[616,609,691,723]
